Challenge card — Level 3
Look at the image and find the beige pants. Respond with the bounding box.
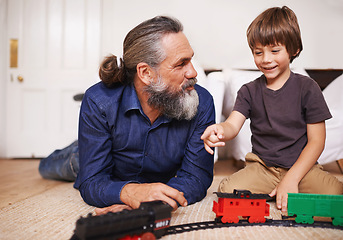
[219,153,343,195]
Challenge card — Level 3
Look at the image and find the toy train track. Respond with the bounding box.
[71,190,343,239]
[164,219,343,236]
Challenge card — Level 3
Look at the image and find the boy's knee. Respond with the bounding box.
[218,177,235,193]
[324,180,343,195]
[300,166,343,195]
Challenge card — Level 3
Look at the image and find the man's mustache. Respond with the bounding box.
[182,78,197,90]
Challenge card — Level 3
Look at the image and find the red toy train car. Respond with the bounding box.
[213,189,272,223]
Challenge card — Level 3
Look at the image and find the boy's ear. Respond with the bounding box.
[136,62,155,85]
[294,49,300,57]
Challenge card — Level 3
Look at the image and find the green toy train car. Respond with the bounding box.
[287,193,343,226]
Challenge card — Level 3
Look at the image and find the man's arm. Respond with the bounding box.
[75,89,135,208]
[95,182,187,215]
[165,87,216,205]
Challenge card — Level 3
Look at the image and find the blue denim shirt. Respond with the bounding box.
[74,82,215,207]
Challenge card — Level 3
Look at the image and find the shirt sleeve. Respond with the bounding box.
[233,84,252,119]
[74,90,136,207]
[302,79,332,123]
[166,88,215,205]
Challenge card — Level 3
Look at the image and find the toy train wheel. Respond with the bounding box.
[332,217,343,227]
[295,214,314,224]
[221,216,239,224]
[214,217,223,223]
[141,232,156,240]
[248,216,266,223]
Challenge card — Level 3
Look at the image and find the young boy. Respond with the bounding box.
[201,6,343,213]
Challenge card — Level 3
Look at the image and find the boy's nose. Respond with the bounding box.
[262,53,272,63]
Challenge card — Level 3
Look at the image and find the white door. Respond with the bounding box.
[6,0,101,158]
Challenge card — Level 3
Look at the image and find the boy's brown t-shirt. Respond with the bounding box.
[233,72,332,168]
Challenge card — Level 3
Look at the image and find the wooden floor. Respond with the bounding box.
[0,159,65,208]
[0,158,342,209]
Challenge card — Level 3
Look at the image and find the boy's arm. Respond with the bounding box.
[222,111,247,141]
[201,111,246,154]
[270,121,326,212]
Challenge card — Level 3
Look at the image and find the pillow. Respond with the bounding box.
[318,74,343,164]
[221,69,262,160]
[192,61,226,162]
[191,59,207,87]
[222,69,262,118]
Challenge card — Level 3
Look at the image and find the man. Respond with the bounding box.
[39,16,215,214]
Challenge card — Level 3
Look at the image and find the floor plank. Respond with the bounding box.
[1,158,341,210]
[0,159,64,208]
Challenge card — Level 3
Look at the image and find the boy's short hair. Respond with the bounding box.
[247,6,303,63]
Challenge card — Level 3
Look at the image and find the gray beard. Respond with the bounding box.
[144,77,199,120]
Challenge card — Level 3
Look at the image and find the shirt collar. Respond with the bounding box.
[122,83,142,113]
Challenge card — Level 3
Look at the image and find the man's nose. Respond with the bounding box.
[185,62,197,79]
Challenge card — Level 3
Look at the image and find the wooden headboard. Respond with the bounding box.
[204,69,343,91]
[306,69,342,90]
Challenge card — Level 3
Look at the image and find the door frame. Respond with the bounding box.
[0,0,7,157]
[3,0,103,158]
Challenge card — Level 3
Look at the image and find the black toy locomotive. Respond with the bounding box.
[71,200,173,240]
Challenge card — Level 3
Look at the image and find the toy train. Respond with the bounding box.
[213,189,272,223]
[70,200,173,240]
[213,189,343,227]
[287,192,343,226]
[71,190,343,239]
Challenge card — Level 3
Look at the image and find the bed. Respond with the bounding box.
[196,64,343,165]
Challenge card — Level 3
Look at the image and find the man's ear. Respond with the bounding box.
[136,62,155,85]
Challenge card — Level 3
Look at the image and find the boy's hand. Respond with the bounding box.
[201,124,226,155]
[269,178,299,213]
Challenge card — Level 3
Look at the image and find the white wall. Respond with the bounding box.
[1,0,342,157]
[102,0,343,70]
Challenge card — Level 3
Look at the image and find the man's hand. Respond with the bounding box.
[120,183,187,210]
[95,204,132,215]
[200,124,226,155]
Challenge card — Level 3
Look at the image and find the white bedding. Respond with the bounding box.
[221,69,261,161]
[193,61,226,162]
[319,74,343,164]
